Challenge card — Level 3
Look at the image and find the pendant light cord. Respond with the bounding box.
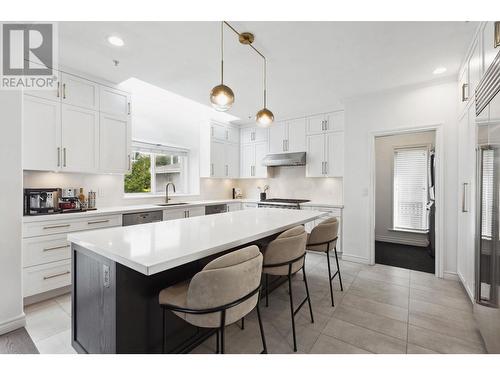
[221,21,224,85]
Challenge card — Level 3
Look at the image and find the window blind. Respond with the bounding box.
[393,147,429,231]
[481,149,494,239]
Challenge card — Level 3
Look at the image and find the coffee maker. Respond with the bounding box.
[24,188,61,215]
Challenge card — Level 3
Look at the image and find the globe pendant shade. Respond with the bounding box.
[256,108,274,127]
[210,84,235,111]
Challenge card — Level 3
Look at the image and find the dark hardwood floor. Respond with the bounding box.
[375,241,435,274]
[0,328,38,354]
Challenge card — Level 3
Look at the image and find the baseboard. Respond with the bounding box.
[0,313,26,336]
[443,271,459,281]
[375,234,428,247]
[23,285,71,306]
[457,271,475,303]
[341,252,370,264]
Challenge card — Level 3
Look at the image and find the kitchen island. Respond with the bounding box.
[68,208,326,354]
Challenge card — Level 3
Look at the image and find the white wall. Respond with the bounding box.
[375,131,435,247]
[0,90,24,334]
[343,80,459,276]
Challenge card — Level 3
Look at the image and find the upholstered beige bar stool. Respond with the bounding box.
[306,217,343,307]
[262,225,314,352]
[158,245,267,354]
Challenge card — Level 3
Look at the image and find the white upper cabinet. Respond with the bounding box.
[22,96,61,171]
[306,111,344,135]
[99,113,131,173]
[200,122,240,178]
[287,118,307,152]
[226,126,240,144]
[61,104,98,172]
[326,132,344,177]
[240,144,255,178]
[23,72,62,102]
[306,134,325,177]
[225,143,240,178]
[483,21,498,73]
[61,73,99,111]
[100,86,130,117]
[210,140,226,177]
[269,122,287,153]
[254,142,268,177]
[468,39,482,97]
[211,123,228,141]
[241,126,268,144]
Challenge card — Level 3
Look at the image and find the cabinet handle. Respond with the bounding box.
[43,271,70,280]
[88,219,110,225]
[324,120,328,131]
[211,163,214,176]
[127,102,131,115]
[283,139,285,151]
[57,147,61,167]
[462,83,469,102]
[62,83,66,99]
[462,182,469,212]
[63,148,67,167]
[225,165,228,176]
[286,139,289,151]
[252,132,255,141]
[43,224,70,230]
[226,130,229,140]
[211,127,214,137]
[495,21,500,48]
[324,161,328,175]
[128,154,131,170]
[56,82,60,98]
[43,244,70,252]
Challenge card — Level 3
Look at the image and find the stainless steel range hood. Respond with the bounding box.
[262,152,306,167]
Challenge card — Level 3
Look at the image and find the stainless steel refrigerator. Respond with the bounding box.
[475,48,500,354]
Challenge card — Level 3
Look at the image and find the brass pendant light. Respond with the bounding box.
[210,22,274,126]
[210,22,235,111]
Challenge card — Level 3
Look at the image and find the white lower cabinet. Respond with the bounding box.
[163,206,205,220]
[227,202,242,211]
[303,206,343,252]
[22,214,122,298]
[243,202,258,209]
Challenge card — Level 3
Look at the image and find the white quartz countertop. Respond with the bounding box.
[68,208,326,276]
[22,199,343,222]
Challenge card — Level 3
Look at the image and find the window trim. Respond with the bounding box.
[391,144,431,232]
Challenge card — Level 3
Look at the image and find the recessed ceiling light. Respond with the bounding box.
[107,35,124,47]
[433,67,447,75]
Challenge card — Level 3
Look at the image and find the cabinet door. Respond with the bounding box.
[489,87,500,122]
[210,140,226,177]
[22,95,61,171]
[287,118,306,152]
[23,72,62,102]
[254,127,268,142]
[326,111,344,132]
[241,128,254,144]
[227,203,241,211]
[269,122,287,153]
[99,113,131,173]
[458,66,469,112]
[163,209,187,221]
[241,144,255,178]
[468,39,482,97]
[61,104,98,172]
[61,73,99,111]
[306,134,325,177]
[325,132,344,177]
[483,21,499,72]
[225,143,240,178]
[254,142,268,178]
[100,86,130,117]
[187,206,205,218]
[306,114,326,135]
[226,126,240,144]
[211,123,227,141]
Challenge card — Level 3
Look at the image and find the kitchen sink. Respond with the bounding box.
[155,202,189,206]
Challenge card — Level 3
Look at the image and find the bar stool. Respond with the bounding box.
[306,217,343,307]
[158,245,267,354]
[262,225,314,352]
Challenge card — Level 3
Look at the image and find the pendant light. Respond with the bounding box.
[210,22,235,111]
[255,58,274,127]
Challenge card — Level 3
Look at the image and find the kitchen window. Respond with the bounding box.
[392,146,429,232]
[124,141,189,195]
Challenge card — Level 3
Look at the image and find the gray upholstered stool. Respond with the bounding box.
[306,217,343,307]
[159,245,267,354]
[262,225,314,352]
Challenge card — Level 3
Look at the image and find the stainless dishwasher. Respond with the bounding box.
[122,210,163,226]
[205,204,228,215]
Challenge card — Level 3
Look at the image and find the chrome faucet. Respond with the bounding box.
[165,183,176,203]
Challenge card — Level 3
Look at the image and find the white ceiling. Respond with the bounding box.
[58,21,478,123]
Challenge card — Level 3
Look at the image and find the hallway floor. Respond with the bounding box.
[20,253,485,354]
[375,241,435,274]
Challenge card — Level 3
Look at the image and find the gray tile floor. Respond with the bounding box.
[23,253,486,354]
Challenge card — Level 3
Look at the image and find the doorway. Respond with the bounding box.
[374,130,436,273]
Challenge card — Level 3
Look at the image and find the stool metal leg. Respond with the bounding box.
[216,330,220,354]
[256,301,268,354]
[287,273,297,352]
[162,307,166,354]
[240,317,245,330]
[265,273,269,307]
[333,245,343,291]
[302,267,314,323]
[219,310,226,354]
[326,245,335,307]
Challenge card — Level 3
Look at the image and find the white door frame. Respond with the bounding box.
[368,124,445,278]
